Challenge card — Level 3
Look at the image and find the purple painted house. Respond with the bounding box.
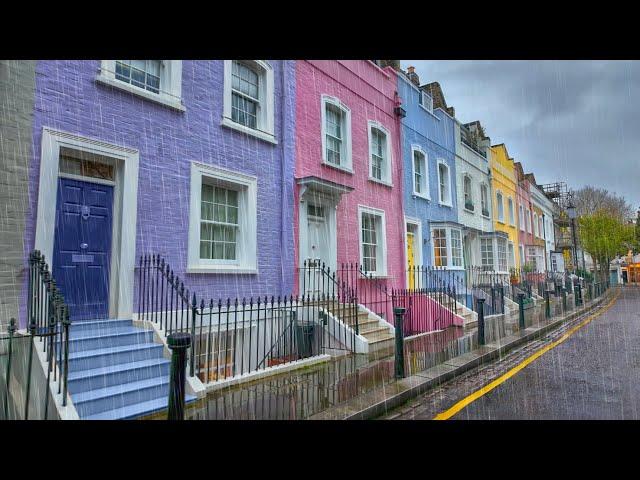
[25,60,296,326]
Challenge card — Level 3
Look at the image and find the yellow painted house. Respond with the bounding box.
[489,144,520,269]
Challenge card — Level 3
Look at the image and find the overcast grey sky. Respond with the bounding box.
[401,60,640,210]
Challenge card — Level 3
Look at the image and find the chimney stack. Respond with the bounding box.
[406,66,420,86]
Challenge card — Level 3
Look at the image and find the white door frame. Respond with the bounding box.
[36,128,139,319]
[298,188,338,283]
[404,216,423,287]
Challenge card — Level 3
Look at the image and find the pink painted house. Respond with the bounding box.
[515,161,536,269]
[293,60,405,321]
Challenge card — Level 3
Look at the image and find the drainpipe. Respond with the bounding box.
[279,60,290,295]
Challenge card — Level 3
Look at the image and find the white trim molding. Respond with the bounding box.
[36,128,139,319]
[96,60,185,112]
[436,158,452,207]
[187,162,258,274]
[221,60,277,144]
[321,94,353,173]
[358,205,388,277]
[411,144,429,200]
[367,120,393,186]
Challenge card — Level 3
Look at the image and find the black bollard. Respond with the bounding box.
[545,290,551,319]
[394,307,406,379]
[4,318,16,419]
[476,298,486,346]
[562,287,567,311]
[517,293,525,331]
[167,332,191,420]
[575,283,582,307]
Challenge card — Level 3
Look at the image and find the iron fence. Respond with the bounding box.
[138,255,357,386]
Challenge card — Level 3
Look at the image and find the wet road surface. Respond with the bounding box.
[385,286,640,420]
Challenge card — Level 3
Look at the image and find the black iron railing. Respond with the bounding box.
[138,255,357,385]
[21,250,72,416]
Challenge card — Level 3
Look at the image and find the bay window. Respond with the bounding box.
[432,226,464,269]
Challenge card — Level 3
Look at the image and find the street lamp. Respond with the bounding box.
[566,202,579,274]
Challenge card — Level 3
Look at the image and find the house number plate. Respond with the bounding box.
[72,254,94,263]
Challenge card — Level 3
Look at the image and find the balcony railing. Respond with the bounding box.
[461,136,487,158]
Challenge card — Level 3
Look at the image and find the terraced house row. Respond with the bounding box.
[1,60,567,419]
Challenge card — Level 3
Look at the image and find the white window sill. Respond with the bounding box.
[412,192,430,201]
[482,215,491,220]
[368,176,393,188]
[438,201,453,208]
[220,117,278,145]
[95,74,186,112]
[438,266,464,271]
[187,264,258,275]
[463,208,475,214]
[497,220,506,225]
[322,161,353,174]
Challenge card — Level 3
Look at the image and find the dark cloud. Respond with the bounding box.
[402,60,640,211]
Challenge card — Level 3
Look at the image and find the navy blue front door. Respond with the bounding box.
[52,178,114,321]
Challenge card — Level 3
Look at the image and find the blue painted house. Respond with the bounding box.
[398,67,462,288]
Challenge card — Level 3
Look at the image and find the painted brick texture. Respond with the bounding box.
[294,60,405,291]
[24,60,296,324]
[398,74,459,268]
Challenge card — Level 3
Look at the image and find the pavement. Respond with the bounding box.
[384,285,639,420]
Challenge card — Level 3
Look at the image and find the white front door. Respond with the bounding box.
[303,203,332,296]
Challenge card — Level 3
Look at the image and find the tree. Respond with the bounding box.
[578,209,636,282]
[573,186,634,222]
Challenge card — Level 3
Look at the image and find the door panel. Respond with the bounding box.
[407,232,415,289]
[52,178,114,321]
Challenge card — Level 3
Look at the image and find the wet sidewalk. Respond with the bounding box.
[146,292,601,420]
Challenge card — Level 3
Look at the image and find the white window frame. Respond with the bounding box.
[539,216,545,239]
[420,90,433,113]
[508,241,516,269]
[480,183,490,218]
[321,94,353,173]
[533,212,539,237]
[437,159,452,207]
[431,226,464,270]
[222,60,276,144]
[508,197,515,226]
[411,145,429,200]
[367,120,393,186]
[480,236,495,270]
[96,60,185,111]
[358,206,388,276]
[496,237,508,273]
[527,210,532,234]
[496,191,505,223]
[188,162,258,274]
[463,175,474,212]
[519,204,525,231]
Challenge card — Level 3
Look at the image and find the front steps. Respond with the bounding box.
[319,302,395,352]
[66,318,195,420]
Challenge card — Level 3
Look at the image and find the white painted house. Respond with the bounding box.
[454,121,505,271]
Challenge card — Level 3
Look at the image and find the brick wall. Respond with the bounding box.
[22,60,296,325]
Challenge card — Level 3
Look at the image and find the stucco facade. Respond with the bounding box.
[397,72,460,278]
[22,60,296,326]
[490,144,519,269]
[515,161,538,271]
[454,121,502,270]
[528,177,556,270]
[293,60,405,295]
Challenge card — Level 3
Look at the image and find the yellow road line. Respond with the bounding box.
[433,290,621,420]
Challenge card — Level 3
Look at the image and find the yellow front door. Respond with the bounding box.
[407,232,415,289]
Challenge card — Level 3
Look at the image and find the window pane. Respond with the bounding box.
[115,60,161,94]
[361,213,379,273]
